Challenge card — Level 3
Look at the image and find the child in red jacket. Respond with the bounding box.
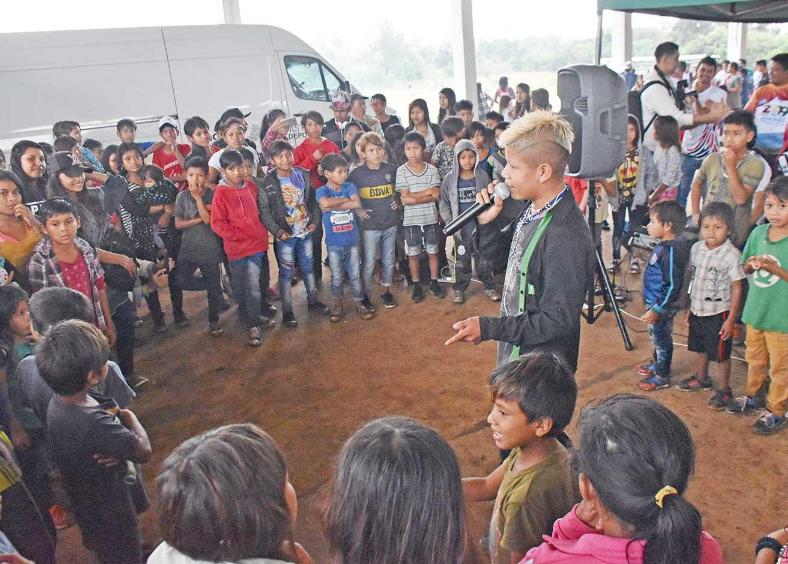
[209,149,270,347]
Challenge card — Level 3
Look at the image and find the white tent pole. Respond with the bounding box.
[451,0,479,117]
[595,9,604,65]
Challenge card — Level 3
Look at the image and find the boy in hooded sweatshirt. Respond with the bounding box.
[209,149,270,347]
[439,139,498,304]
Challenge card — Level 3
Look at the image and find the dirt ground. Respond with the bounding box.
[54,245,787,563]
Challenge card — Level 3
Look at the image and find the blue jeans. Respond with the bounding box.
[276,235,317,312]
[361,225,397,294]
[678,155,703,209]
[648,311,675,377]
[228,253,265,329]
[327,245,364,301]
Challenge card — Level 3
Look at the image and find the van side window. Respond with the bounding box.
[284,55,342,101]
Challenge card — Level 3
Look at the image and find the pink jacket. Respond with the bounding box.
[521,505,724,564]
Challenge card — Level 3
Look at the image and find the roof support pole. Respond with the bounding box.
[611,11,632,71]
[595,9,604,65]
[222,0,242,24]
[727,22,747,61]
[451,0,479,117]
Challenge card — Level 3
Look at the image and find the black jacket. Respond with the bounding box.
[479,194,594,371]
[256,168,320,239]
[322,117,369,149]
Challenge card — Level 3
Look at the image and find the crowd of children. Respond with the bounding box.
[0,55,786,562]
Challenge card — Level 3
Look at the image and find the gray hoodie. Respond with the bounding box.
[439,139,491,222]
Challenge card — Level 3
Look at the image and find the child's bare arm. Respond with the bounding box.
[720,279,744,340]
[337,194,362,210]
[462,462,506,501]
[319,196,350,211]
[118,409,152,463]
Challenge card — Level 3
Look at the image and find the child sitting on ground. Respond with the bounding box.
[726,177,788,435]
[37,319,152,564]
[148,423,312,563]
[637,200,689,391]
[316,154,374,322]
[258,140,330,327]
[396,131,445,302]
[463,351,579,562]
[677,202,745,408]
[523,394,723,563]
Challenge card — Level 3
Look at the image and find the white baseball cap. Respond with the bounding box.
[158,116,179,131]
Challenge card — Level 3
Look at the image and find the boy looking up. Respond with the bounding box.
[259,140,330,326]
[316,154,374,322]
[396,131,445,302]
[638,200,690,391]
[349,132,399,311]
[463,351,578,563]
[210,149,269,347]
[38,320,151,564]
[151,116,190,191]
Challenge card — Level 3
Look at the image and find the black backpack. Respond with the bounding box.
[627,78,674,138]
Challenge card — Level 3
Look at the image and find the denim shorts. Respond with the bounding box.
[404,223,439,256]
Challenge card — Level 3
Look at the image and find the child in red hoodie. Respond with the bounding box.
[210,149,269,347]
[522,395,723,564]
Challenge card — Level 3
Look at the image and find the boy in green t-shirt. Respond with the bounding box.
[726,177,788,435]
[462,351,578,562]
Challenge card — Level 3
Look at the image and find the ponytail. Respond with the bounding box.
[643,492,702,564]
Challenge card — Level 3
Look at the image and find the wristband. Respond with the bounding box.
[755,536,783,557]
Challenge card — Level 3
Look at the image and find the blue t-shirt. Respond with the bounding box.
[316,182,360,247]
[457,177,477,213]
[278,171,310,238]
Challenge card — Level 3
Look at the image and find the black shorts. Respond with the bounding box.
[688,312,732,362]
[404,224,440,256]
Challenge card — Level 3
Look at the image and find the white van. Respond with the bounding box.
[0,24,353,152]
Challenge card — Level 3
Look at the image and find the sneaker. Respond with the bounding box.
[380,291,397,309]
[330,299,343,323]
[452,290,465,304]
[429,280,446,299]
[308,300,331,316]
[356,302,375,320]
[484,287,501,302]
[725,395,764,415]
[708,387,732,410]
[637,363,656,377]
[676,375,713,392]
[411,283,424,303]
[753,411,787,435]
[361,295,377,313]
[153,320,168,333]
[259,316,276,329]
[282,311,297,327]
[134,316,144,327]
[174,313,190,328]
[247,326,263,347]
[261,302,278,319]
[49,504,74,530]
[209,322,223,337]
[638,375,670,391]
[629,260,641,274]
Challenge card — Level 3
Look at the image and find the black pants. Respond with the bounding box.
[0,480,56,563]
[611,201,633,261]
[453,222,493,292]
[144,268,183,323]
[112,299,135,383]
[312,222,324,280]
[176,258,222,324]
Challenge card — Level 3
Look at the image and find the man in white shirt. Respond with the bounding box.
[678,56,728,207]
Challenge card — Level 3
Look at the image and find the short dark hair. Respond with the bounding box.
[28,287,93,333]
[321,153,348,173]
[654,41,679,62]
[485,111,504,124]
[402,131,426,150]
[238,147,256,164]
[269,140,293,158]
[765,175,788,201]
[53,136,78,152]
[728,61,739,71]
[651,200,686,235]
[489,351,577,437]
[494,121,510,134]
[699,201,734,234]
[722,110,757,148]
[771,53,788,70]
[39,197,79,223]
[157,424,292,561]
[184,116,210,138]
[455,100,473,113]
[440,117,465,138]
[219,149,244,169]
[184,156,209,174]
[116,118,137,132]
[371,93,386,104]
[83,139,102,152]
[697,56,717,69]
[466,121,489,142]
[0,285,28,355]
[301,111,324,128]
[52,120,80,139]
[756,59,767,67]
[142,164,165,183]
[36,320,110,396]
[531,88,550,109]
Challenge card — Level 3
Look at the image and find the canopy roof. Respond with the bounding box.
[597,0,788,23]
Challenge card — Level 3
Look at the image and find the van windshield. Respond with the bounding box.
[284,55,341,102]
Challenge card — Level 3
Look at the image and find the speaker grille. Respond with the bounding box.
[574,97,589,114]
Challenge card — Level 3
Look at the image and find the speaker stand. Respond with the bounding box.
[582,180,634,351]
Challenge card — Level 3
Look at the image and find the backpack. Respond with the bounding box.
[627,78,673,138]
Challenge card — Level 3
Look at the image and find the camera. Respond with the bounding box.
[675,79,689,110]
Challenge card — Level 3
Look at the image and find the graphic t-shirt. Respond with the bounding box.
[396,162,440,227]
[316,182,360,247]
[152,144,190,191]
[689,239,745,316]
[278,172,310,238]
[457,177,478,214]
[348,163,399,230]
[681,86,726,160]
[744,83,788,154]
[615,149,639,206]
[741,224,788,332]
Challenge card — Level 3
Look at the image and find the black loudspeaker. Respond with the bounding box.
[557,64,627,179]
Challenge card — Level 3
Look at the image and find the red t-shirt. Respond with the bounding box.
[59,254,105,314]
[292,137,340,188]
[152,144,191,191]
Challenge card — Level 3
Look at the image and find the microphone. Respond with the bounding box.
[443,182,510,236]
